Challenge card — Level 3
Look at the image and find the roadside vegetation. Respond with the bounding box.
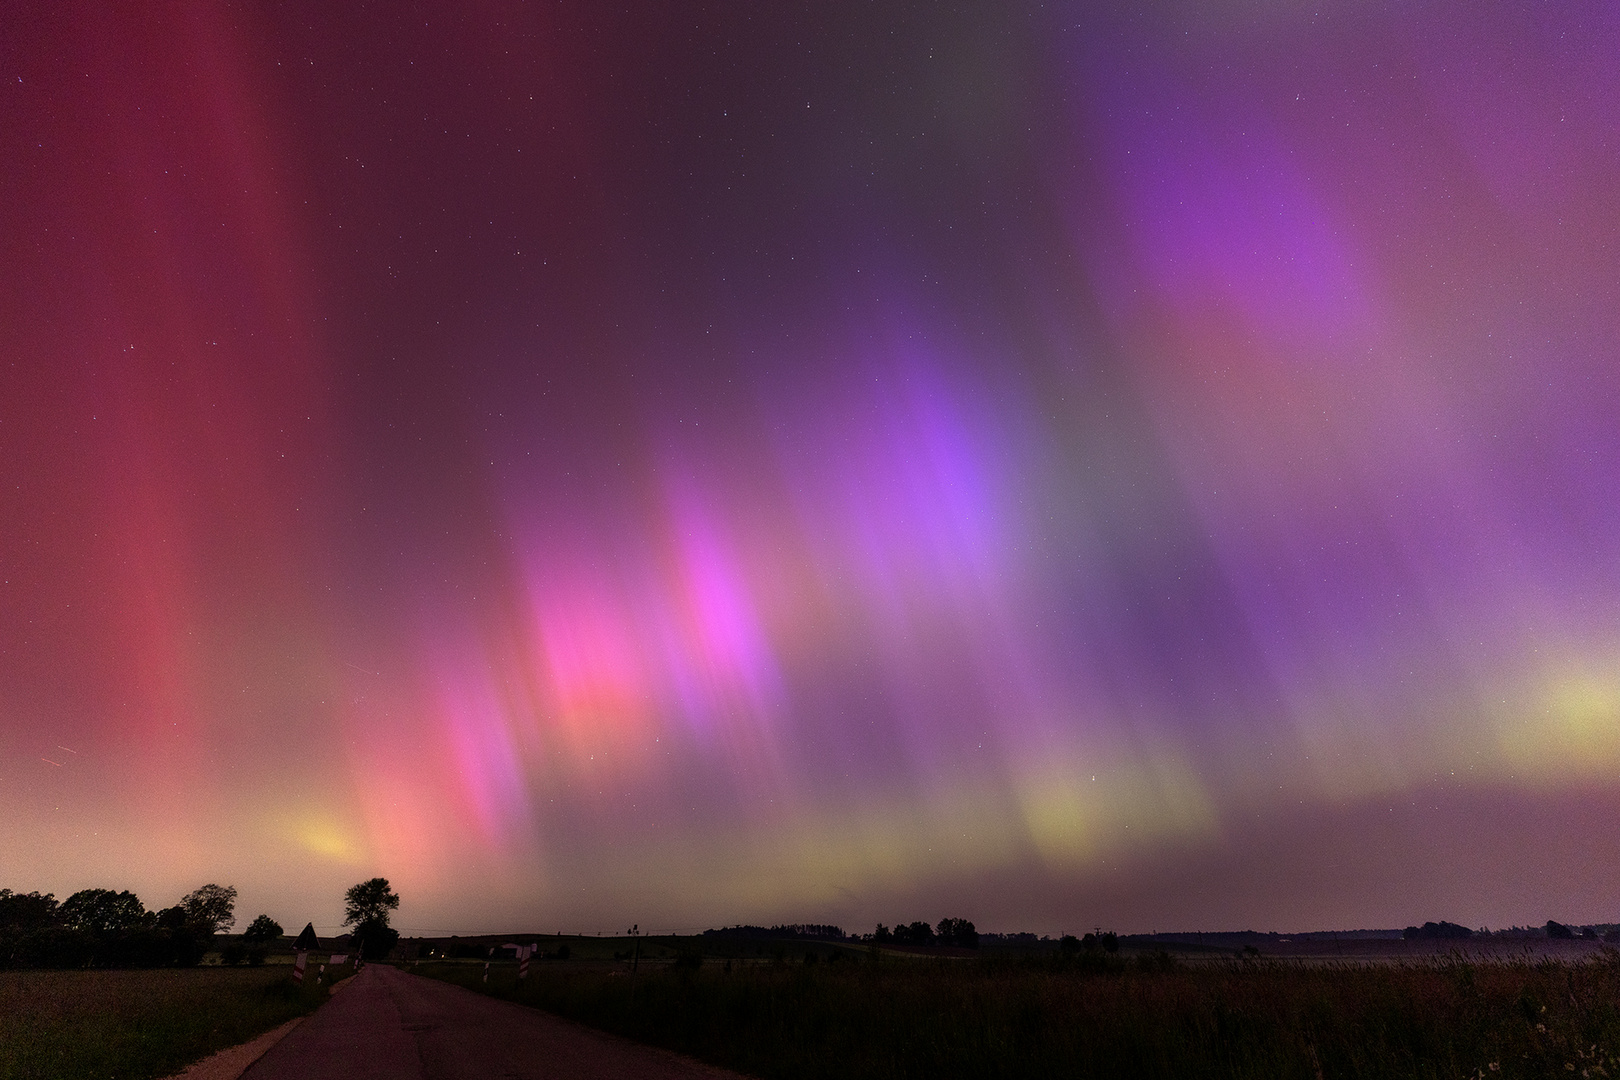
[0,884,251,969]
[0,876,387,1080]
[417,945,1620,1079]
[0,963,353,1080]
[342,877,401,961]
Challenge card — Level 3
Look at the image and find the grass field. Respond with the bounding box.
[0,962,353,1080]
[417,949,1620,1079]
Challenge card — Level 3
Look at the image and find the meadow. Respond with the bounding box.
[417,947,1620,1079]
[0,962,353,1080]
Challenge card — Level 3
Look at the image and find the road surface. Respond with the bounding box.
[241,964,752,1080]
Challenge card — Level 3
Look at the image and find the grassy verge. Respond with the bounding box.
[0,962,355,1080]
[416,952,1620,1079]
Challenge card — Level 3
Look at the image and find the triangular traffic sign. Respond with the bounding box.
[294,922,319,950]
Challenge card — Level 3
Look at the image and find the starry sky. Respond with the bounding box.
[3,1,1619,937]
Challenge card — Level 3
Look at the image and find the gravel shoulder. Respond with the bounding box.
[161,1017,304,1080]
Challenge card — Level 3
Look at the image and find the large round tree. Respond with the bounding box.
[343,878,400,961]
[179,884,237,934]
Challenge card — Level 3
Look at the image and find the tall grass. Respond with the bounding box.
[418,952,1620,1079]
[0,963,352,1080]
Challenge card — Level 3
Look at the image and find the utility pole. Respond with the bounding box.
[629,924,640,973]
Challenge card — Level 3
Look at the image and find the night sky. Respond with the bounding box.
[4,1,1620,937]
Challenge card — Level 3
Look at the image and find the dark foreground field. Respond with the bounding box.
[418,951,1620,1079]
[0,964,352,1080]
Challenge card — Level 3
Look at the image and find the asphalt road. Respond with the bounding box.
[240,964,751,1080]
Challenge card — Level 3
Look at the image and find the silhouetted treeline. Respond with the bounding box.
[700,918,981,948]
[0,884,243,969]
[703,924,850,941]
[1403,920,1474,940]
[1130,923,1620,949]
[870,918,979,947]
[1400,920,1614,942]
[1483,923,1618,941]
[1063,931,1119,954]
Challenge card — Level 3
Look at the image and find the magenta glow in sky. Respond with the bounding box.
[4,2,1620,936]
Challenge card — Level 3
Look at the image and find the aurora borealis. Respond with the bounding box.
[4,1,1620,937]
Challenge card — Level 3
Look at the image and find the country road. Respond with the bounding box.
[240,965,752,1080]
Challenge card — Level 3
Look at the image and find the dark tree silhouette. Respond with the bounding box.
[1404,921,1473,940]
[344,878,400,926]
[60,889,149,936]
[344,878,401,960]
[0,890,58,929]
[892,921,936,946]
[179,884,237,934]
[2,885,240,968]
[936,918,979,947]
[242,914,283,943]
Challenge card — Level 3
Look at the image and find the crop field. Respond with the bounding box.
[0,963,353,1080]
[417,948,1620,1079]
